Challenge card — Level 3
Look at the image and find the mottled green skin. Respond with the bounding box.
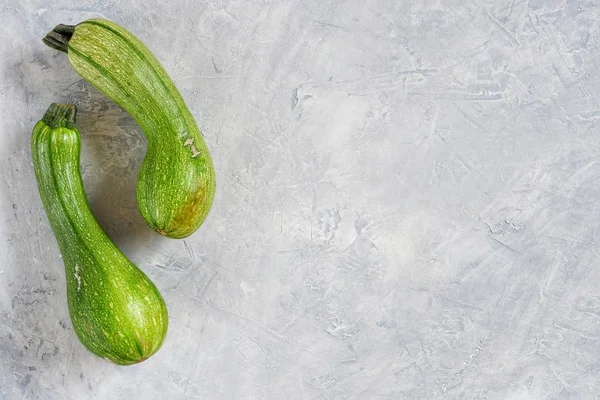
[62,18,216,239]
[31,104,168,365]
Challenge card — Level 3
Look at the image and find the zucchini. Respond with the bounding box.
[31,103,168,365]
[43,19,216,239]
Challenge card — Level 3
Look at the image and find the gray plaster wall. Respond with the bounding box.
[1,0,600,399]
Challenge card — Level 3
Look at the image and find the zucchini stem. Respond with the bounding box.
[42,103,77,129]
[42,24,76,53]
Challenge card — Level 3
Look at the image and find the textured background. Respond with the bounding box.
[1,0,600,399]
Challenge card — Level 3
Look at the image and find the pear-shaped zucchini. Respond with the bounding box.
[43,19,216,239]
[31,103,168,365]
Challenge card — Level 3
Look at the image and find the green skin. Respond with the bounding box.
[43,19,216,239]
[31,103,168,365]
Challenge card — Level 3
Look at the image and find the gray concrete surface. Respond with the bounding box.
[1,0,600,399]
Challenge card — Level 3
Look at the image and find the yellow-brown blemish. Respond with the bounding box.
[183,137,201,158]
[190,145,201,158]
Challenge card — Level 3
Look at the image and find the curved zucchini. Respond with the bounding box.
[31,103,168,365]
[43,19,216,239]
